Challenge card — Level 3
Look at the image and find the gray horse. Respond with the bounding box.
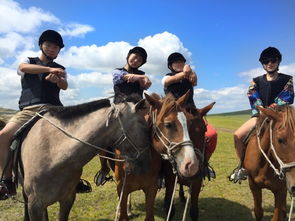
[19,99,151,221]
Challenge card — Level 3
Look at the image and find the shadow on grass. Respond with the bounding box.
[135,197,255,221]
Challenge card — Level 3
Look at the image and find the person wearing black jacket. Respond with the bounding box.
[0,30,89,200]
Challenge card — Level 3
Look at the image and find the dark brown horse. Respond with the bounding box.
[244,105,295,221]
[19,99,152,221]
[163,103,215,221]
[112,92,200,221]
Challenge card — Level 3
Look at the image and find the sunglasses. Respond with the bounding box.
[261,58,278,64]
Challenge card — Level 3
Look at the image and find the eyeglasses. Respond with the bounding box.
[261,58,278,65]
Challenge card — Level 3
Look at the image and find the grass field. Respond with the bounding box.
[0,111,294,220]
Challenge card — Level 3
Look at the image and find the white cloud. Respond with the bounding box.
[59,24,94,37]
[139,31,192,76]
[58,31,191,77]
[0,67,21,108]
[194,85,249,114]
[0,32,34,60]
[58,41,131,73]
[68,72,113,88]
[0,0,59,33]
[239,63,295,81]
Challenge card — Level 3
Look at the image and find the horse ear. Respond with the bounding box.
[198,102,216,117]
[176,90,190,107]
[144,93,161,109]
[134,99,148,112]
[257,106,279,121]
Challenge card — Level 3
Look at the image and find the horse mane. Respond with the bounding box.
[278,105,295,133]
[255,105,295,135]
[47,99,111,119]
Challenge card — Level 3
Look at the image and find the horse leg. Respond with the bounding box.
[179,184,186,203]
[116,183,129,221]
[189,181,202,221]
[59,192,76,221]
[22,189,30,221]
[143,186,157,221]
[249,178,263,221]
[43,209,49,221]
[271,189,287,221]
[27,196,46,221]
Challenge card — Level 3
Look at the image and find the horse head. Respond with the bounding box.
[144,91,198,178]
[185,102,215,178]
[258,105,295,196]
[112,101,151,175]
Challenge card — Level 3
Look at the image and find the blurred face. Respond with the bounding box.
[261,58,279,73]
[41,41,60,58]
[128,53,143,68]
[171,60,185,72]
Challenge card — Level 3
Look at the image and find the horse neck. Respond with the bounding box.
[56,107,116,167]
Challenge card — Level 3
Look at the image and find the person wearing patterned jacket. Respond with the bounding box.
[229,47,294,183]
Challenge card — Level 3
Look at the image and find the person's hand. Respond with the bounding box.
[49,67,66,78]
[189,72,197,85]
[139,76,152,89]
[45,73,60,83]
[269,103,277,109]
[183,64,192,79]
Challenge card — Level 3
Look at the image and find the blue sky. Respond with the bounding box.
[0,0,295,113]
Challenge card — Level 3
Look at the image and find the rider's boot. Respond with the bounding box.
[203,160,216,181]
[229,135,248,184]
[0,179,16,200]
[94,157,112,186]
[76,179,92,193]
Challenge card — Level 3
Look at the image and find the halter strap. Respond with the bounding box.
[256,118,295,179]
[151,109,194,174]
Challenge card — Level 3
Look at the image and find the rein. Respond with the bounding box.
[256,118,295,179]
[36,103,146,162]
[151,109,194,174]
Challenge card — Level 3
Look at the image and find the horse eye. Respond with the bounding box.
[278,138,285,144]
[164,122,172,128]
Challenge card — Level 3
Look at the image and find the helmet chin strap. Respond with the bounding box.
[40,46,57,62]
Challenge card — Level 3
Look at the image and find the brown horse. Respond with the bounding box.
[19,99,152,221]
[112,92,200,221]
[244,105,295,221]
[163,102,215,221]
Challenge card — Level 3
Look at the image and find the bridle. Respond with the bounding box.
[256,118,295,179]
[110,104,149,161]
[151,108,194,174]
[36,103,149,162]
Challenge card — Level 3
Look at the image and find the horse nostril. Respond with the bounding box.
[291,186,295,197]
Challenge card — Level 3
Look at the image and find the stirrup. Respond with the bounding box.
[94,169,113,186]
[228,167,247,184]
[76,179,92,194]
[203,165,216,181]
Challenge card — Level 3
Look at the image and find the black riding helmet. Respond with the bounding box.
[127,47,147,65]
[259,47,282,64]
[167,52,186,70]
[39,30,64,48]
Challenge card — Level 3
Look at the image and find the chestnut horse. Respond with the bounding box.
[19,99,152,221]
[112,92,199,221]
[163,102,215,221]
[244,105,295,221]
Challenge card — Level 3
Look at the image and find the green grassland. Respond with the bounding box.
[0,110,294,220]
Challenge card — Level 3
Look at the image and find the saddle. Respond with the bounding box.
[242,126,256,146]
[10,110,47,188]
